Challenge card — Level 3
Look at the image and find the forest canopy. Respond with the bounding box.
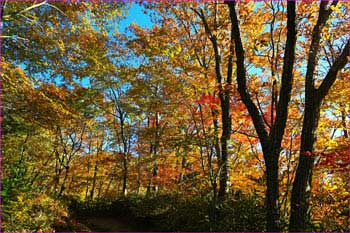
[1,1,349,232]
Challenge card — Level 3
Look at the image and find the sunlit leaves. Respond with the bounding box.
[2,1,349,231]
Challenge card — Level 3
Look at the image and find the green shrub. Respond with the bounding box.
[2,191,68,232]
[89,193,266,231]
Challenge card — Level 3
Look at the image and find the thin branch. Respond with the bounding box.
[226,1,269,147]
[18,1,47,15]
[0,35,29,41]
[46,3,67,16]
[227,5,234,85]
[304,0,338,95]
[191,7,223,85]
[255,93,272,129]
[317,39,349,101]
[269,1,297,149]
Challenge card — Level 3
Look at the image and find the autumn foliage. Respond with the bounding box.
[1,1,349,232]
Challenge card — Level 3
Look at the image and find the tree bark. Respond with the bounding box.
[90,162,98,200]
[58,165,70,196]
[226,1,297,231]
[119,107,128,196]
[289,100,320,231]
[290,1,348,230]
[122,156,128,196]
[192,7,232,200]
[218,94,231,199]
[85,157,91,200]
[110,88,130,197]
[290,39,349,232]
[263,149,280,231]
[341,108,348,138]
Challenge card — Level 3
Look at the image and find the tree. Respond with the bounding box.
[1,2,126,231]
[289,1,349,230]
[225,1,296,230]
[106,87,135,196]
[2,1,348,231]
[225,1,348,231]
[189,5,233,200]
[137,2,249,200]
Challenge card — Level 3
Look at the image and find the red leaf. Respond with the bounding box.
[304,151,313,156]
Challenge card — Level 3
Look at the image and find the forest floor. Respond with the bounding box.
[76,216,139,232]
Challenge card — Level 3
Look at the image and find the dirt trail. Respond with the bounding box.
[77,216,141,232]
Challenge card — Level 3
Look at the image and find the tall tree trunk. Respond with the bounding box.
[97,180,103,199]
[264,150,280,231]
[146,112,160,195]
[59,166,70,196]
[289,1,348,230]
[111,89,130,197]
[119,110,128,197]
[90,162,98,201]
[85,135,93,200]
[54,150,62,192]
[90,140,102,200]
[341,108,349,138]
[226,1,297,231]
[122,156,128,196]
[218,95,231,199]
[290,102,320,231]
[85,158,91,200]
[192,7,233,200]
[212,113,220,200]
[136,155,141,195]
[104,176,113,198]
[290,40,349,231]
[54,161,61,192]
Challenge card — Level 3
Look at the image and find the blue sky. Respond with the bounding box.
[119,3,152,33]
[78,3,152,88]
